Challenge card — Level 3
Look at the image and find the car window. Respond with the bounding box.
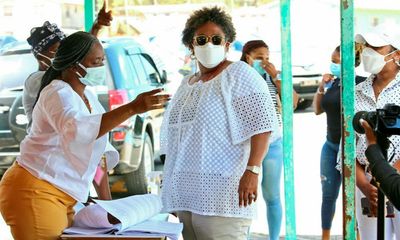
[139,54,160,84]
[127,55,144,86]
[129,54,160,85]
[0,53,37,91]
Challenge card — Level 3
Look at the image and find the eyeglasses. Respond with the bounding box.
[193,35,225,46]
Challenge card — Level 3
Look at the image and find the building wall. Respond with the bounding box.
[0,0,83,40]
[62,3,84,30]
[355,9,400,33]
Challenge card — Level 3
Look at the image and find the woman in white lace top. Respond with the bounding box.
[160,7,278,240]
[354,26,400,239]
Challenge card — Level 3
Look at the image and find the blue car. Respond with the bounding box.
[0,37,172,196]
[0,36,17,53]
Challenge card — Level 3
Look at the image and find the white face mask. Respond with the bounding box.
[37,52,54,70]
[194,43,226,69]
[76,63,106,86]
[361,47,396,74]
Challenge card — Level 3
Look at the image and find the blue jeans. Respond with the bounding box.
[261,137,283,240]
[320,139,341,230]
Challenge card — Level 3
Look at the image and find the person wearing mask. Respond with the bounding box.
[23,2,113,202]
[312,44,365,239]
[240,40,298,240]
[354,25,400,239]
[160,7,278,240]
[360,119,400,211]
[0,31,170,240]
[24,1,112,132]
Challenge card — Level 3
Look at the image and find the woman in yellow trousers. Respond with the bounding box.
[0,31,170,240]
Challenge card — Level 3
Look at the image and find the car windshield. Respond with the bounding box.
[0,43,37,91]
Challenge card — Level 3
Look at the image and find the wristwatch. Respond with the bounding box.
[246,165,261,175]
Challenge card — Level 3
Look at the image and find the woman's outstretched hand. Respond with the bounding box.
[130,89,171,114]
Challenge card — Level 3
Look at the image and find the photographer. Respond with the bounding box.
[354,25,400,239]
[360,119,400,211]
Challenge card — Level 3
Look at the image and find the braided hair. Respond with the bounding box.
[34,31,98,107]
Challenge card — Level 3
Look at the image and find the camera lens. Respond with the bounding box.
[353,111,368,134]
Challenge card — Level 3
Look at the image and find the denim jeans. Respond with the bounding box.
[261,137,283,240]
[320,139,341,230]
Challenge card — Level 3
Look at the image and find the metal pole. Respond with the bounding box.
[280,0,296,239]
[84,0,95,32]
[376,135,389,240]
[340,0,357,239]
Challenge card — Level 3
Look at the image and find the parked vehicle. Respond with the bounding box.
[0,35,17,53]
[291,62,321,110]
[0,37,172,196]
[269,48,322,110]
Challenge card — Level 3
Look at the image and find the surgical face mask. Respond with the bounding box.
[37,52,54,69]
[330,63,341,78]
[194,43,226,68]
[252,59,267,76]
[361,47,396,74]
[76,63,106,86]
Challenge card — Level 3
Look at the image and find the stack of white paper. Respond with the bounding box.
[63,194,182,240]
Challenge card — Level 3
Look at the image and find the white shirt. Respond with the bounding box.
[160,61,278,219]
[17,80,119,202]
[355,73,400,166]
[23,71,45,132]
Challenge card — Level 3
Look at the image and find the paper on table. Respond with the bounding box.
[93,194,162,231]
[73,204,115,229]
[121,220,183,240]
[63,225,116,235]
[64,195,170,236]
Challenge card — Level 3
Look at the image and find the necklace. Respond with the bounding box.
[82,94,92,113]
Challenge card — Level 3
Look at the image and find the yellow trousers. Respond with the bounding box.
[0,163,76,240]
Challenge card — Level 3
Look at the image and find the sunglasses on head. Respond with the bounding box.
[193,35,225,46]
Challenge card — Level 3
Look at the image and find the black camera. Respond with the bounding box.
[361,197,395,218]
[353,104,400,136]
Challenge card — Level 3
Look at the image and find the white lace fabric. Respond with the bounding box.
[355,73,400,166]
[160,61,278,218]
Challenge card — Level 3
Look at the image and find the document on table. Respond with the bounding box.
[63,194,183,240]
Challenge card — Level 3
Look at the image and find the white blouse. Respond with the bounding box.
[17,80,119,202]
[355,73,400,166]
[23,71,45,132]
[160,61,278,219]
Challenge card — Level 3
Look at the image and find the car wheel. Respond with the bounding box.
[124,132,154,195]
[8,94,28,143]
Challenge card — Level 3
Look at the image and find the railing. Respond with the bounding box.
[280,0,297,239]
[340,0,356,239]
[84,1,358,238]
